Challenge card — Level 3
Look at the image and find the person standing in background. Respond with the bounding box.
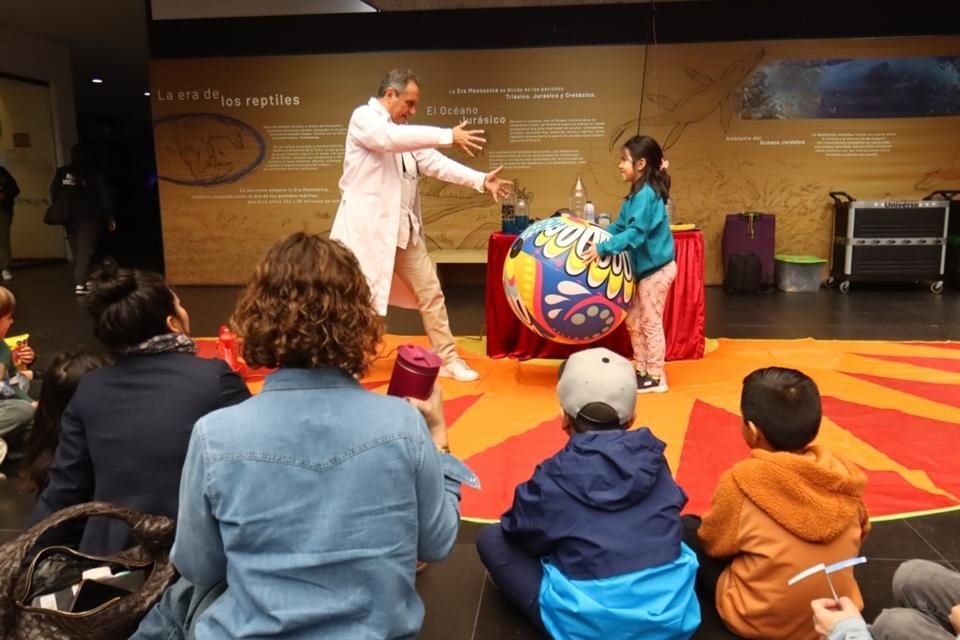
[0,165,20,281]
[48,144,117,295]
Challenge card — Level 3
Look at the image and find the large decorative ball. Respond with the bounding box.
[502,214,635,344]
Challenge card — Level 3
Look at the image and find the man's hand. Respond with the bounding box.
[949,603,960,634]
[407,383,448,450]
[810,597,863,636]
[483,166,513,203]
[452,120,486,157]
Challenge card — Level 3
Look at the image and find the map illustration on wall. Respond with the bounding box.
[154,112,266,186]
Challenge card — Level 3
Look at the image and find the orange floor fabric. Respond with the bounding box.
[198,336,960,524]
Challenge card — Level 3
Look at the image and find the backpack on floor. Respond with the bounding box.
[724,253,762,294]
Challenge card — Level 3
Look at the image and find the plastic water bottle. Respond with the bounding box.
[515,198,529,231]
[501,191,516,234]
[665,198,674,222]
[569,175,587,218]
[584,200,596,224]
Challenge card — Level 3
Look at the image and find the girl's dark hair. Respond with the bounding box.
[18,349,112,495]
[86,261,179,351]
[622,135,671,203]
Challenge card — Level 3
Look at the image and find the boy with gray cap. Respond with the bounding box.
[476,347,700,640]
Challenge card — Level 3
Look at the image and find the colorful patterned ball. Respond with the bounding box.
[502,214,636,344]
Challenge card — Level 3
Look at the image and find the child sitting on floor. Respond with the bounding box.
[476,347,700,640]
[685,366,870,640]
[0,286,36,471]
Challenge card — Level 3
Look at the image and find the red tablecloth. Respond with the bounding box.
[485,229,705,361]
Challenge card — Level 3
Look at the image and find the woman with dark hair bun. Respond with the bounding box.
[29,261,251,555]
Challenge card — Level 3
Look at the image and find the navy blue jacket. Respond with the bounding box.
[501,428,687,579]
[31,352,251,555]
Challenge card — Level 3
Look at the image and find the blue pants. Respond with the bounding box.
[131,578,225,640]
[476,525,549,637]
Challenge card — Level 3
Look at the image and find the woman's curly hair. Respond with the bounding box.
[230,232,383,375]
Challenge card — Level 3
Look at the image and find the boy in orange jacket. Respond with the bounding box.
[684,366,870,640]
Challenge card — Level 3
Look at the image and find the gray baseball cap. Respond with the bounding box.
[557,347,637,425]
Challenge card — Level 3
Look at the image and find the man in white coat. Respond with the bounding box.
[331,69,511,382]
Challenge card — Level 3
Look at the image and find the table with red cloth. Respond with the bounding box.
[484,229,705,361]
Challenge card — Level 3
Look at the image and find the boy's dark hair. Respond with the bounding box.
[741,367,822,451]
[86,261,178,352]
[558,359,628,433]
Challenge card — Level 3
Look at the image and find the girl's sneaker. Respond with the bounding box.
[637,373,668,394]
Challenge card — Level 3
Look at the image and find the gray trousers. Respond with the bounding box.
[0,398,34,438]
[872,559,960,640]
[65,224,101,286]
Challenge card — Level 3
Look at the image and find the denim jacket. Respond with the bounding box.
[169,367,479,639]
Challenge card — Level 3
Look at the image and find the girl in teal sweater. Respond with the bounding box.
[584,135,676,393]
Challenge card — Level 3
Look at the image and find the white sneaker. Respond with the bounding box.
[1,270,11,281]
[439,357,480,382]
[0,438,7,467]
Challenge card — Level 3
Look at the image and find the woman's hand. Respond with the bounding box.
[583,242,599,264]
[407,384,448,450]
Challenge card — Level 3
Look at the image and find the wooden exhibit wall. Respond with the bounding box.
[150,29,960,285]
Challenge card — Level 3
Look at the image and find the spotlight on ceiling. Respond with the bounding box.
[91,78,104,84]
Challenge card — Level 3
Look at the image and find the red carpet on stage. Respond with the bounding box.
[198,336,960,524]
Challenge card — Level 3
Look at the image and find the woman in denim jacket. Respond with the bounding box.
[134,232,478,640]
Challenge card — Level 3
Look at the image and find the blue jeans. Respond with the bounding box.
[476,525,549,637]
[131,578,226,640]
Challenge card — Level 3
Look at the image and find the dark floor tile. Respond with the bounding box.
[789,324,960,341]
[472,577,544,640]
[904,511,960,566]
[860,519,944,561]
[418,544,487,640]
[853,558,957,623]
[768,309,931,326]
[855,559,900,622]
[708,325,803,339]
[457,521,487,547]
[0,482,32,530]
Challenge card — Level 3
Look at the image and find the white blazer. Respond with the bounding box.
[330,98,486,315]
